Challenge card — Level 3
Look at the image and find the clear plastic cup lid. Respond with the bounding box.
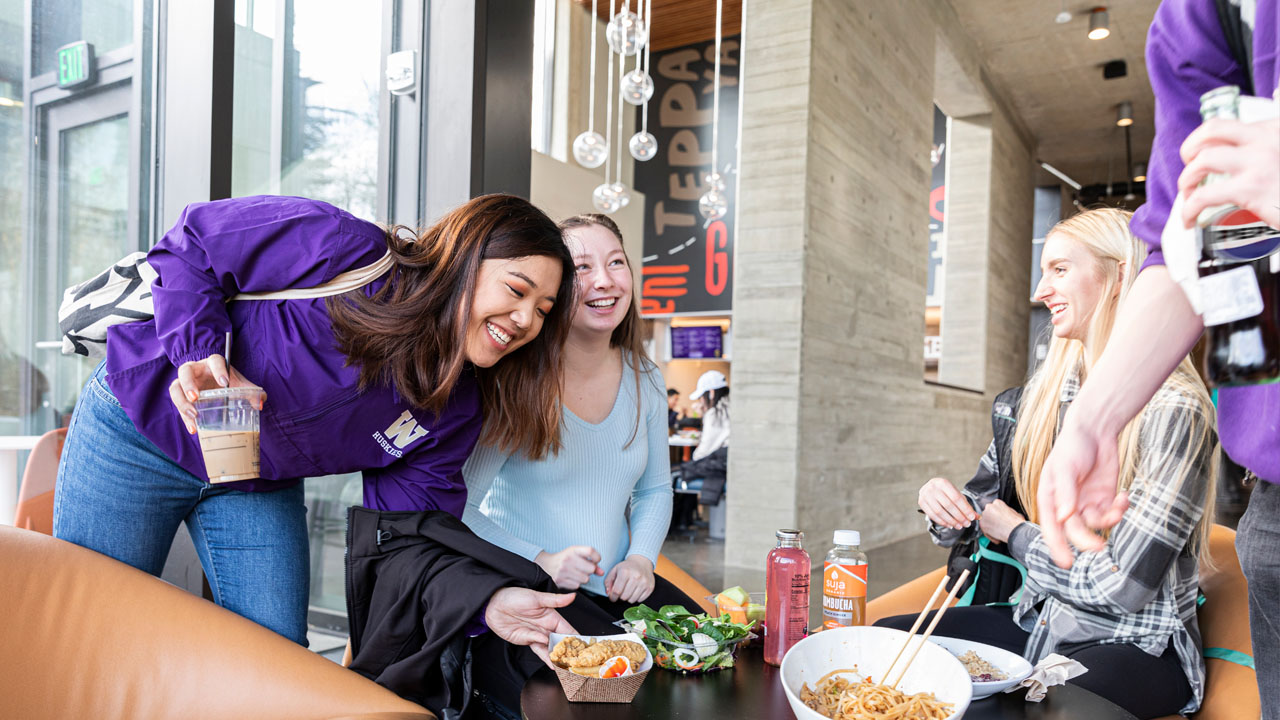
[196,387,263,400]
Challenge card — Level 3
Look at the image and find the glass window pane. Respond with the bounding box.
[924,105,947,382]
[34,0,134,76]
[231,0,385,619]
[232,0,380,220]
[0,3,29,436]
[305,473,363,615]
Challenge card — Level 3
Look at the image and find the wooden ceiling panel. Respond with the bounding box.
[575,0,744,52]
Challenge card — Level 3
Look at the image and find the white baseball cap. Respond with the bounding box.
[689,370,728,400]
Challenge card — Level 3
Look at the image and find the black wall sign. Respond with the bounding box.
[634,36,739,316]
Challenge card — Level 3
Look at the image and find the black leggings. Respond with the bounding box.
[874,606,1192,719]
[470,575,700,719]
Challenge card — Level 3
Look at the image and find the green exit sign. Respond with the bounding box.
[56,41,96,90]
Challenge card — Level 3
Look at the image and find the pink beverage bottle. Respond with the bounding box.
[764,529,811,666]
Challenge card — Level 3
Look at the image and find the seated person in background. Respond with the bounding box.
[875,209,1217,720]
[689,370,729,460]
[667,387,683,432]
[463,214,699,716]
[671,371,731,531]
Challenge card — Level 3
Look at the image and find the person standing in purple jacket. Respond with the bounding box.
[1034,0,1279,713]
[53,193,580,649]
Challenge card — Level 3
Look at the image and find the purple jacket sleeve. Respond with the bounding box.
[1130,0,1252,271]
[147,195,380,367]
[362,403,486,518]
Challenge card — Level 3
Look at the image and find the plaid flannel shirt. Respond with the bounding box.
[1007,372,1215,715]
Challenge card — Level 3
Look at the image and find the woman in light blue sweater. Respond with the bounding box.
[462,214,697,634]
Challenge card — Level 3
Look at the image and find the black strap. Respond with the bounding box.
[1214,0,1255,96]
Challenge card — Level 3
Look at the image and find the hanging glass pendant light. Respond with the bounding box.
[628,0,657,161]
[573,0,607,168]
[606,35,631,212]
[622,68,654,105]
[698,0,727,221]
[592,0,620,211]
[629,132,657,161]
[606,0,647,57]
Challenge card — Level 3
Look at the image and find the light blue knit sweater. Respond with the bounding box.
[461,358,673,596]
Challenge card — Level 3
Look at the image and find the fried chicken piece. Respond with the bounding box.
[550,636,590,668]
[549,637,648,669]
[568,639,647,668]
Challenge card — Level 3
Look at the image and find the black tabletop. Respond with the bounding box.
[520,645,1138,720]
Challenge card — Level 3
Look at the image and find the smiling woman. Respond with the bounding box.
[463,212,699,717]
[52,193,578,664]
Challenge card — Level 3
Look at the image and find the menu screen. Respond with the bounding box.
[671,326,723,359]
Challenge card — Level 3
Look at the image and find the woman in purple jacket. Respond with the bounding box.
[53,194,578,647]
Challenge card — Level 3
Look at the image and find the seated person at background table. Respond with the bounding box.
[672,370,731,530]
[667,387,683,432]
[689,370,729,460]
[53,194,579,659]
[875,209,1217,720]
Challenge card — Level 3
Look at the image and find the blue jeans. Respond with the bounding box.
[53,363,310,646]
[1237,479,1280,720]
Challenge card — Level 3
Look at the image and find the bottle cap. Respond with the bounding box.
[833,530,860,546]
[776,529,803,540]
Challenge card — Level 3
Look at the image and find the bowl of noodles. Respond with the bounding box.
[780,626,972,720]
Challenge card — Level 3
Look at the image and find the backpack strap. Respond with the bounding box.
[956,536,1029,608]
[232,250,394,301]
[1214,0,1255,96]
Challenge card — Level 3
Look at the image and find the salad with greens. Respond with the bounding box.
[616,604,757,674]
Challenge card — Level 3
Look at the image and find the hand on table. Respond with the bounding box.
[604,554,655,603]
[1179,117,1280,229]
[1036,421,1129,569]
[168,353,266,435]
[485,587,577,667]
[536,545,603,591]
[918,477,977,530]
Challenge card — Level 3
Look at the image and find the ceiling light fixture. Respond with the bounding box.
[1055,0,1072,24]
[1116,100,1133,126]
[1039,161,1083,190]
[1088,7,1110,40]
[1133,162,1147,182]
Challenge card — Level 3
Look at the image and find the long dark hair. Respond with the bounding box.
[328,194,574,459]
[558,213,656,446]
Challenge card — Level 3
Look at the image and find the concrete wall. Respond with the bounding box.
[727,0,1034,571]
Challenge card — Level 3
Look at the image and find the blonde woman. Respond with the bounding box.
[877,208,1217,719]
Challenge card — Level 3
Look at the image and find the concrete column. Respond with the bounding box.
[727,0,1034,574]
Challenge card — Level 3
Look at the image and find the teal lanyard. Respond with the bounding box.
[956,536,1028,608]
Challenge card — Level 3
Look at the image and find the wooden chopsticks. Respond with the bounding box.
[881,568,970,689]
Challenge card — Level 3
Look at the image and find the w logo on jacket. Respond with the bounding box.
[384,410,430,449]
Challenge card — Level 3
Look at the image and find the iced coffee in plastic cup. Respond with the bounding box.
[193,387,262,483]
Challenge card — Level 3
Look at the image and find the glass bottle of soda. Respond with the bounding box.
[764,529,810,666]
[1194,85,1280,386]
[822,530,869,630]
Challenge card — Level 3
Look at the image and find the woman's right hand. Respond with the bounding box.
[535,546,604,591]
[918,477,977,531]
[168,354,267,434]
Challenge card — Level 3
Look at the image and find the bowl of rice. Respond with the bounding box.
[927,636,1033,700]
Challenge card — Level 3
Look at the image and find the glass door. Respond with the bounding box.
[31,84,136,434]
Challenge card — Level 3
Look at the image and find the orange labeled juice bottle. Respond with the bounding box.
[822,530,868,630]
